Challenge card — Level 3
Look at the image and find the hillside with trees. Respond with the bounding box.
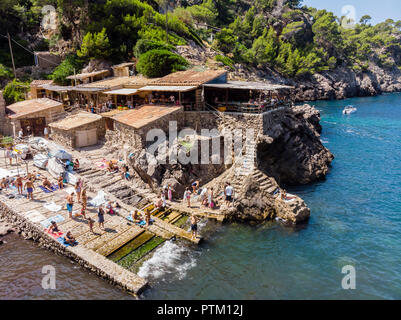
[2,0,401,101]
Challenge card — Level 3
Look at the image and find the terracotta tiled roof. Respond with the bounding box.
[113,105,182,129]
[30,79,54,87]
[49,112,102,130]
[6,98,63,119]
[66,69,110,80]
[151,69,227,86]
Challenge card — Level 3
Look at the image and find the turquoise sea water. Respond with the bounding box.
[1,93,400,299]
[140,93,401,299]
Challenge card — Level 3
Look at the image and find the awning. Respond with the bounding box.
[138,85,197,92]
[72,87,106,93]
[103,88,139,95]
[203,81,294,91]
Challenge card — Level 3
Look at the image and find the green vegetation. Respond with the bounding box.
[3,0,401,85]
[77,28,111,60]
[3,79,29,105]
[133,39,175,58]
[49,55,83,85]
[136,49,188,78]
[0,64,13,82]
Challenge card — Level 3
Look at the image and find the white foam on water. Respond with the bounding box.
[138,240,197,281]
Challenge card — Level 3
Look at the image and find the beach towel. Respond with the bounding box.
[44,229,64,239]
[39,185,59,193]
[56,237,78,247]
[95,160,107,170]
[40,214,65,228]
[43,202,62,212]
[23,210,46,223]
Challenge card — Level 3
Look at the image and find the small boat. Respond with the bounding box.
[343,105,357,115]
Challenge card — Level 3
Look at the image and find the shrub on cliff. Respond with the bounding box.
[77,28,112,60]
[3,79,29,105]
[0,64,12,84]
[136,49,188,78]
[49,55,83,85]
[134,39,175,58]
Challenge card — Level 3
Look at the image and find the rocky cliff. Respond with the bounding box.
[257,104,334,185]
[177,44,401,102]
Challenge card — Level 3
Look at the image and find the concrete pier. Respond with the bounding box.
[0,150,205,295]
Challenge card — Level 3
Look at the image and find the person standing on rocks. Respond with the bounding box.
[98,205,105,230]
[88,217,94,233]
[24,178,35,200]
[66,192,74,218]
[16,175,23,195]
[145,208,151,226]
[191,214,198,241]
[225,183,234,207]
[44,126,49,139]
[208,187,214,209]
[184,187,192,208]
[57,174,64,189]
[75,180,82,203]
[167,184,173,202]
[5,147,13,166]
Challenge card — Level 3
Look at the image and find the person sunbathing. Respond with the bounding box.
[42,177,53,192]
[64,231,76,245]
[281,190,296,201]
[47,221,60,234]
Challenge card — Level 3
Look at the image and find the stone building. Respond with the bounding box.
[29,80,54,99]
[49,112,105,148]
[34,52,62,69]
[110,105,183,150]
[3,98,65,137]
[111,62,135,77]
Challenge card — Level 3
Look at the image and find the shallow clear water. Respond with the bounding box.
[1,93,400,299]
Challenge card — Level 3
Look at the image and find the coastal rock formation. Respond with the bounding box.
[205,167,310,224]
[257,104,334,185]
[177,43,401,102]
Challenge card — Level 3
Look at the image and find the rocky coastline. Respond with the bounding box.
[178,43,401,102]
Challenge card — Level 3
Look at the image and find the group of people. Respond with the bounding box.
[47,221,77,246]
[0,170,46,200]
[181,180,234,209]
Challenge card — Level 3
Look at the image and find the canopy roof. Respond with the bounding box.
[138,85,197,92]
[203,81,294,91]
[103,88,139,95]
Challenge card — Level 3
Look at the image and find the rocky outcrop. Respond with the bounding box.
[204,167,310,224]
[258,104,334,185]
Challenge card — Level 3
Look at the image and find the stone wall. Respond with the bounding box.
[0,199,148,296]
[51,119,106,149]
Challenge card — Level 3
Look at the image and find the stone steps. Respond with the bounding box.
[96,226,145,257]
